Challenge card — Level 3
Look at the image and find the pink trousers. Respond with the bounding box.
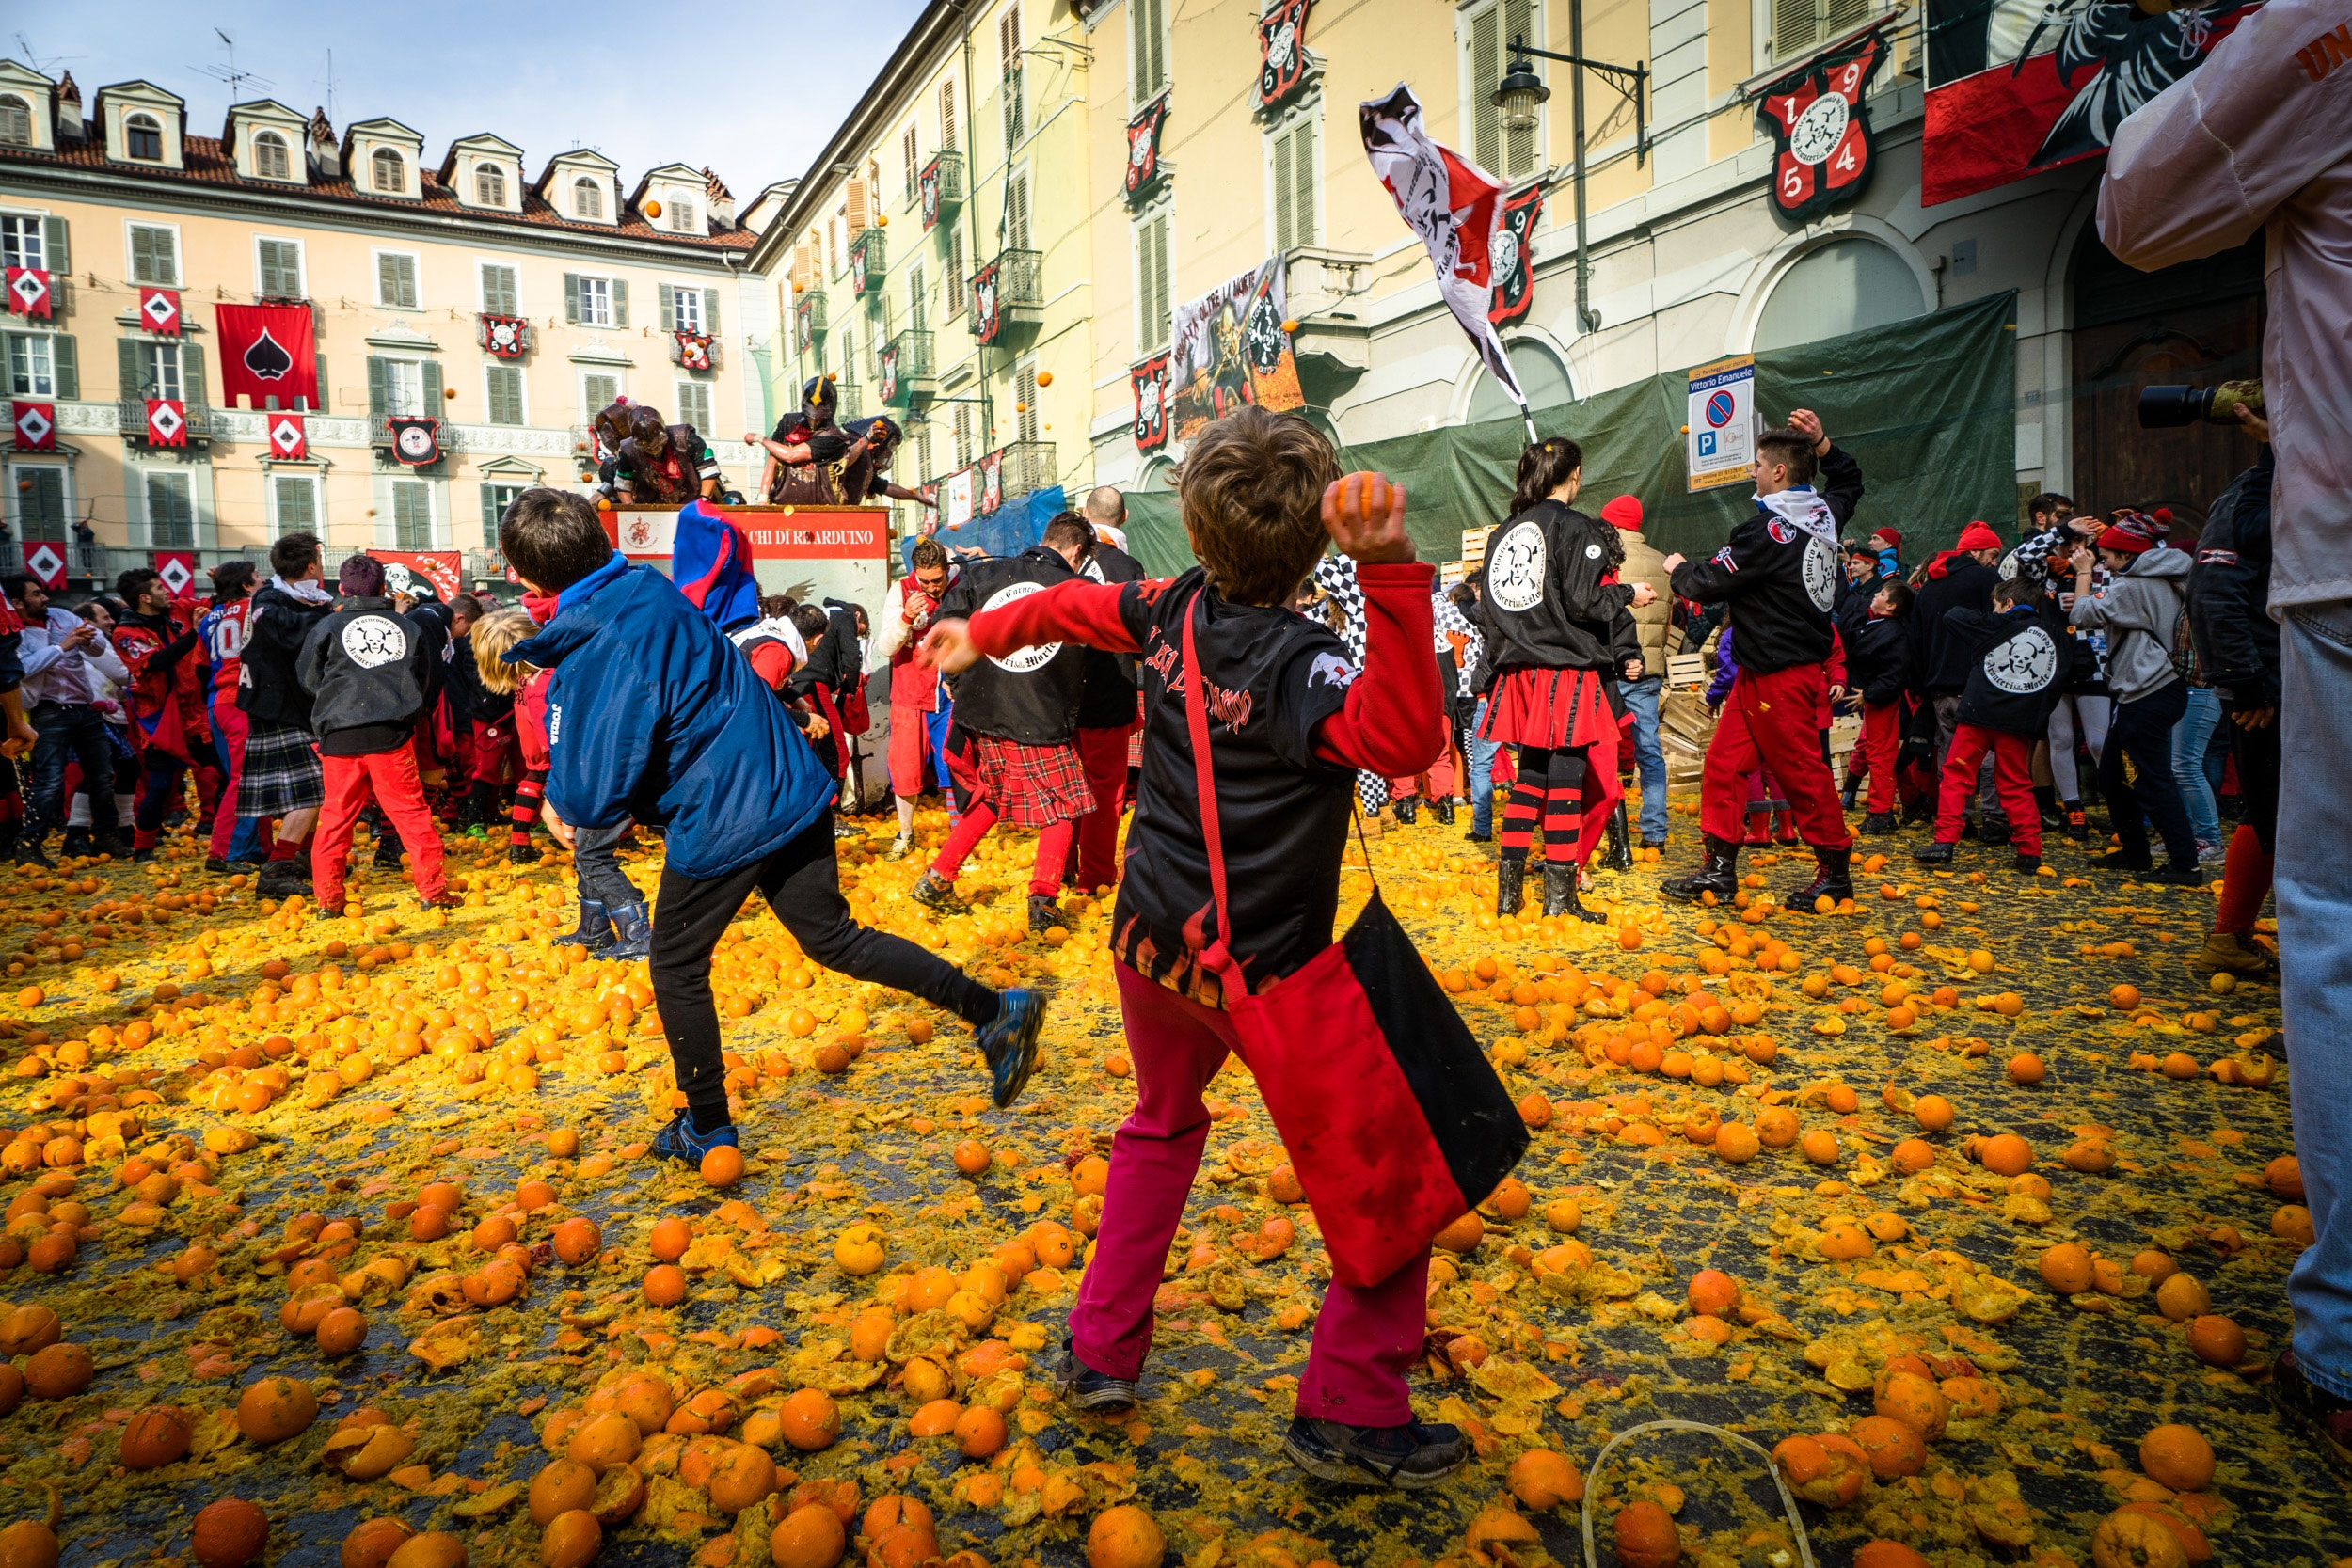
[1072,963,1432,1426]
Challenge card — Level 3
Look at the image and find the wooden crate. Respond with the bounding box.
[1665,652,1708,689]
[1660,689,1715,794]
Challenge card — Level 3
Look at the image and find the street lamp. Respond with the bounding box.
[1495,54,1550,136]
[1489,19,1647,337]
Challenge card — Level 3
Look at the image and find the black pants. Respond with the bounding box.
[1501,744,1588,865]
[2101,680,2197,866]
[2227,704,2281,853]
[135,752,187,833]
[25,703,116,843]
[649,810,998,1130]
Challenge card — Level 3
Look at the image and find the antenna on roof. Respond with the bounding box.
[317,48,337,121]
[11,33,80,76]
[194,29,273,103]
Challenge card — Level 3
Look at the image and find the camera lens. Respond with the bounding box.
[2138,386,2213,429]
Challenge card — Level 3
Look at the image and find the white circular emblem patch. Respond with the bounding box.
[1983,625,2058,694]
[1584,542,1602,560]
[1789,93,1850,166]
[341,614,408,670]
[982,581,1063,673]
[1802,535,1837,612]
[1488,519,1547,612]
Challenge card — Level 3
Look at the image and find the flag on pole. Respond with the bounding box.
[1359,84,1528,415]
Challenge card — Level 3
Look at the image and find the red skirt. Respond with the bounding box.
[1478,667,1613,750]
[947,731,1096,828]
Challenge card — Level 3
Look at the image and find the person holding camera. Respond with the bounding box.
[2100,0,2352,1463]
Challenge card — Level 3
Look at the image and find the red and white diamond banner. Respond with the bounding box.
[4,267,50,319]
[138,287,182,336]
[267,411,307,460]
[153,551,196,598]
[10,401,55,451]
[22,542,65,590]
[146,399,187,447]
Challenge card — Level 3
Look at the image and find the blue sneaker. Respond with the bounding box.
[651,1112,739,1166]
[1053,1337,1138,1412]
[1283,1416,1468,1489]
[977,989,1044,1108]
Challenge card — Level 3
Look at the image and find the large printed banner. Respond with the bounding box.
[1923,0,2262,206]
[1167,256,1303,444]
[373,550,462,602]
[603,505,889,562]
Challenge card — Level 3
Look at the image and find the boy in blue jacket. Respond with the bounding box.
[499,488,1044,1164]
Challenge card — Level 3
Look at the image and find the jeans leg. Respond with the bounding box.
[573,821,644,909]
[2280,604,2352,1400]
[1623,676,1668,840]
[2171,686,2223,847]
[1469,700,1498,835]
[24,705,79,843]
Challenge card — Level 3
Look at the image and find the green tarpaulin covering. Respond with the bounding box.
[1124,290,2019,575]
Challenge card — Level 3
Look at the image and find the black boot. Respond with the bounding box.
[1662,836,1740,903]
[373,826,405,870]
[1395,797,1419,825]
[554,899,613,953]
[1497,857,1526,917]
[1604,802,1634,871]
[1841,775,1860,811]
[1789,846,1855,911]
[1543,863,1606,924]
[604,901,653,959]
[1433,797,1456,826]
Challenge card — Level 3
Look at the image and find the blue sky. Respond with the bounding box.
[26,3,930,198]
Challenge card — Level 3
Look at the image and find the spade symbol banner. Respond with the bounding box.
[215,303,319,409]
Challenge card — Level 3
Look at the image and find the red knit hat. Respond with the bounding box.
[1600,495,1643,531]
[1870,527,1902,550]
[1954,521,2004,552]
[2095,524,2154,554]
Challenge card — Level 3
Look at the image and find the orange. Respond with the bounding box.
[650,1216,692,1261]
[1434,1212,1485,1254]
[705,1441,778,1513]
[779,1388,841,1451]
[769,1503,847,1568]
[1978,1134,2033,1176]
[1612,1500,1681,1568]
[540,1512,601,1568]
[1849,1415,1928,1479]
[236,1375,318,1445]
[341,1519,414,1568]
[952,1141,991,1176]
[1912,1095,1955,1132]
[191,1498,269,1568]
[2185,1315,2246,1368]
[952,1404,1008,1459]
[1686,1269,1740,1318]
[531,1458,598,1525]
[1505,1448,1584,1510]
[1086,1506,1166,1568]
[1714,1123,1760,1164]
[2039,1243,2094,1295]
[2139,1424,2215,1491]
[1756,1107,1799,1148]
[1800,1130,1840,1166]
[700,1146,745,1187]
[642,1265,688,1307]
[1852,1545,1931,1568]
[2008,1053,2046,1085]
[119,1406,194,1470]
[2110,984,2141,1010]
[553,1218,602,1266]
[908,1399,963,1438]
[1874,1370,1950,1439]
[1890,1138,1936,1174]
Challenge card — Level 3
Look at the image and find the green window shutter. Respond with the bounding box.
[310,353,326,413]
[1471,5,1501,176]
[481,485,498,541]
[1502,0,1535,176]
[367,356,388,418]
[182,341,208,410]
[704,288,721,336]
[131,227,157,285]
[563,273,581,325]
[118,336,144,398]
[488,366,523,425]
[1295,118,1316,245]
[612,279,629,328]
[659,282,675,332]
[42,216,67,275]
[378,253,399,306]
[52,334,75,400]
[421,359,444,413]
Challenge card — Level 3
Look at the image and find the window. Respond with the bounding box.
[1270,110,1320,251]
[124,223,176,285]
[1014,360,1040,445]
[146,472,195,547]
[272,473,318,537]
[946,228,967,318]
[253,131,291,180]
[909,262,929,331]
[0,97,29,148]
[125,113,164,162]
[256,237,303,298]
[581,372,619,415]
[566,274,625,328]
[382,358,424,417]
[1470,340,1573,422]
[1005,170,1032,252]
[481,482,525,545]
[371,146,405,193]
[1135,208,1171,349]
[1753,238,1924,352]
[1772,0,1875,64]
[940,79,958,151]
[377,251,420,309]
[953,404,975,468]
[903,125,921,208]
[138,341,183,402]
[1,215,46,273]
[485,364,526,425]
[1132,0,1168,100]
[999,5,1026,146]
[675,378,712,432]
[6,333,54,397]
[390,480,434,548]
[475,163,507,205]
[13,467,66,541]
[480,263,518,315]
[1466,0,1540,182]
[670,198,698,233]
[574,177,604,220]
[670,284,704,333]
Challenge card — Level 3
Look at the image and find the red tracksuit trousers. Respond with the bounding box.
[1070,964,1432,1427]
[1700,664,1851,850]
[1936,723,2042,857]
[1071,721,1135,892]
[312,747,448,910]
[1854,701,1900,816]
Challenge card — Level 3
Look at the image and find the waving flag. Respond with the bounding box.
[1359,84,1527,420]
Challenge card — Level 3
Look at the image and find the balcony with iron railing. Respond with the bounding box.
[795,289,829,346]
[920,150,965,219]
[848,228,887,294]
[116,399,219,449]
[996,439,1056,498]
[881,330,935,407]
[968,249,1043,343]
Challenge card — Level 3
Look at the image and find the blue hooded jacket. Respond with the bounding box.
[508,552,835,880]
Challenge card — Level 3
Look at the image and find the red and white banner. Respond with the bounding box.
[138,287,182,336]
[22,542,65,590]
[146,399,187,447]
[10,401,55,451]
[4,267,51,319]
[603,505,889,562]
[372,549,463,603]
[267,411,307,460]
[153,551,196,599]
[214,302,319,408]
[1757,27,1890,223]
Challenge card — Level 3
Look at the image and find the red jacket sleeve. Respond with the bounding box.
[746,640,798,691]
[967,579,1144,658]
[1312,562,1443,776]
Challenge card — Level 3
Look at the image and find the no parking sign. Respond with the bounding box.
[1686,355,1756,493]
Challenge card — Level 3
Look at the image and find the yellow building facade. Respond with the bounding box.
[0,63,784,587]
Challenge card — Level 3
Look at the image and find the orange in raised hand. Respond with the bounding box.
[1321,471,1416,565]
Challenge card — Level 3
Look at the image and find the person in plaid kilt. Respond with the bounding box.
[238,532,336,898]
[914,517,1098,934]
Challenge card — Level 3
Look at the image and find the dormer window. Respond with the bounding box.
[254,130,291,180]
[0,97,29,147]
[574,177,603,220]
[669,197,698,233]
[372,145,405,193]
[475,163,507,205]
[126,112,164,161]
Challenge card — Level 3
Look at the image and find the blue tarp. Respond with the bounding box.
[903,485,1068,570]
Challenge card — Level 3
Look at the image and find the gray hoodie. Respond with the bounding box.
[2071,548,2191,704]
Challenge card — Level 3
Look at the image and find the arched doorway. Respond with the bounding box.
[1753,238,1927,352]
[1470,340,1574,423]
[2069,229,2265,535]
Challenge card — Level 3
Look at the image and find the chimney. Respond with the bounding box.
[56,71,82,141]
[703,166,736,228]
[309,108,339,178]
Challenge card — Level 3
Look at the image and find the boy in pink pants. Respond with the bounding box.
[921,407,1454,1487]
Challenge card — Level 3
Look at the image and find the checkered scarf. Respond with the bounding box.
[1309,556,1387,813]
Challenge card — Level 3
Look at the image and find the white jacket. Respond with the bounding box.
[2096,0,2352,613]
